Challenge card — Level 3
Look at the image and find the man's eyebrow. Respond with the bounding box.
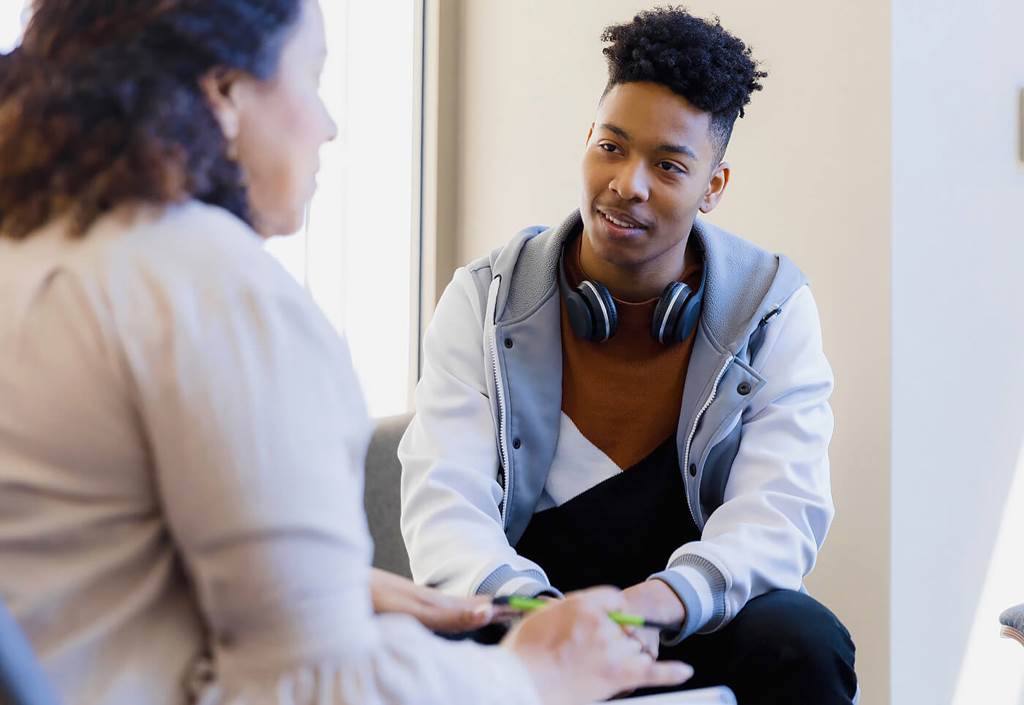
[657,143,698,160]
[599,123,630,141]
[598,123,698,160]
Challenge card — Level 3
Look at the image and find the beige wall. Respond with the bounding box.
[442,1,892,701]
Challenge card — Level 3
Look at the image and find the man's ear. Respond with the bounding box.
[199,68,244,142]
[585,123,594,146]
[699,162,731,214]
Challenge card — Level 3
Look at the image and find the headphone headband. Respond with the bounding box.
[559,243,705,345]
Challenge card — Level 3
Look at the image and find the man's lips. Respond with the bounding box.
[596,206,649,232]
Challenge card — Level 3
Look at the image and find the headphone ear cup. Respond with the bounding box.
[673,288,703,343]
[651,282,689,344]
[565,288,596,341]
[594,282,618,340]
[576,280,618,342]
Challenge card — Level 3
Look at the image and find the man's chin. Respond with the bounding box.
[590,233,651,265]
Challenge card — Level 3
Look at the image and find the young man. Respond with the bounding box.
[400,8,857,703]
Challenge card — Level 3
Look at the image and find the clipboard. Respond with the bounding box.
[593,686,736,704]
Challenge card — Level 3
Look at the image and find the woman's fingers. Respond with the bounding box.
[417,592,496,632]
[594,600,690,694]
[620,655,693,690]
[490,604,525,622]
[503,586,695,705]
[458,601,494,630]
[370,570,499,633]
[623,624,660,659]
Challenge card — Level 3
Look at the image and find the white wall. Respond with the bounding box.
[892,0,1024,703]
[450,1,892,702]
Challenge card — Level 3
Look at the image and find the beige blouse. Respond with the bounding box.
[0,202,540,705]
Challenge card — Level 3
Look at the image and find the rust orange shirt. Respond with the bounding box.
[560,234,703,470]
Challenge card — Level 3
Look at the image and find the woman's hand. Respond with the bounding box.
[502,586,692,705]
[370,568,495,633]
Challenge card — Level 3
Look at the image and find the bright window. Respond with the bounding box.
[265,0,419,418]
[0,0,25,52]
[0,1,421,418]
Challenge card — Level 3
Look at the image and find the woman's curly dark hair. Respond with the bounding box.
[601,6,767,159]
[0,0,302,239]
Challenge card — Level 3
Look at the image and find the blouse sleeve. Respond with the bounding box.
[111,218,541,705]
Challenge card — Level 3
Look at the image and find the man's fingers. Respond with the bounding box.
[568,585,630,612]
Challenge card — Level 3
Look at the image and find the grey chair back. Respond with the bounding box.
[0,599,60,705]
[363,413,414,578]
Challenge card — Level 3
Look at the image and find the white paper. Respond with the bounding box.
[594,686,736,705]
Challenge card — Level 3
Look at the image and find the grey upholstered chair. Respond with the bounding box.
[1000,604,1024,647]
[0,598,61,705]
[363,413,414,578]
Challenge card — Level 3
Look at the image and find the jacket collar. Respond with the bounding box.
[491,209,807,355]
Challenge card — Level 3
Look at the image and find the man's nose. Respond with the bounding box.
[608,160,650,202]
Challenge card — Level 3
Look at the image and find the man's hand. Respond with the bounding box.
[370,568,495,633]
[621,580,687,659]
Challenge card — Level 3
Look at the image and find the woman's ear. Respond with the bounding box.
[199,68,243,142]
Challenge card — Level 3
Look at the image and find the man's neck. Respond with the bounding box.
[578,232,691,303]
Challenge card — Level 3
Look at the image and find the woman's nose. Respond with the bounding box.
[325,112,339,144]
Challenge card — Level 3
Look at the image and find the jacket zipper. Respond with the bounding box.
[681,305,783,526]
[682,355,733,528]
[486,280,512,528]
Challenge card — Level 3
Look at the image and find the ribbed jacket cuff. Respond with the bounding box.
[475,564,561,598]
[495,576,563,599]
[650,554,727,645]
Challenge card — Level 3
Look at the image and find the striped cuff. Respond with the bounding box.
[475,564,561,598]
[495,576,563,599]
[649,554,727,645]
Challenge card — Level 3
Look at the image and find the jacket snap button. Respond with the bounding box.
[689,463,697,477]
[512,438,522,449]
[504,338,514,349]
[737,381,752,396]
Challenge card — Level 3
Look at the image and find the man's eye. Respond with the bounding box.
[658,161,684,174]
[599,143,619,153]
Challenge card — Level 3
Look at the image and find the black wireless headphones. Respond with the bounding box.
[558,244,706,345]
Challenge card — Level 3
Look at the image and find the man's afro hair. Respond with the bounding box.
[601,6,767,156]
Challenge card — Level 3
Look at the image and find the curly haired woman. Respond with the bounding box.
[0,2,692,704]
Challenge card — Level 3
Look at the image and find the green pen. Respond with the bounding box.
[492,595,676,632]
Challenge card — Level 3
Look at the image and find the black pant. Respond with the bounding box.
[636,589,857,705]
[514,436,857,704]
